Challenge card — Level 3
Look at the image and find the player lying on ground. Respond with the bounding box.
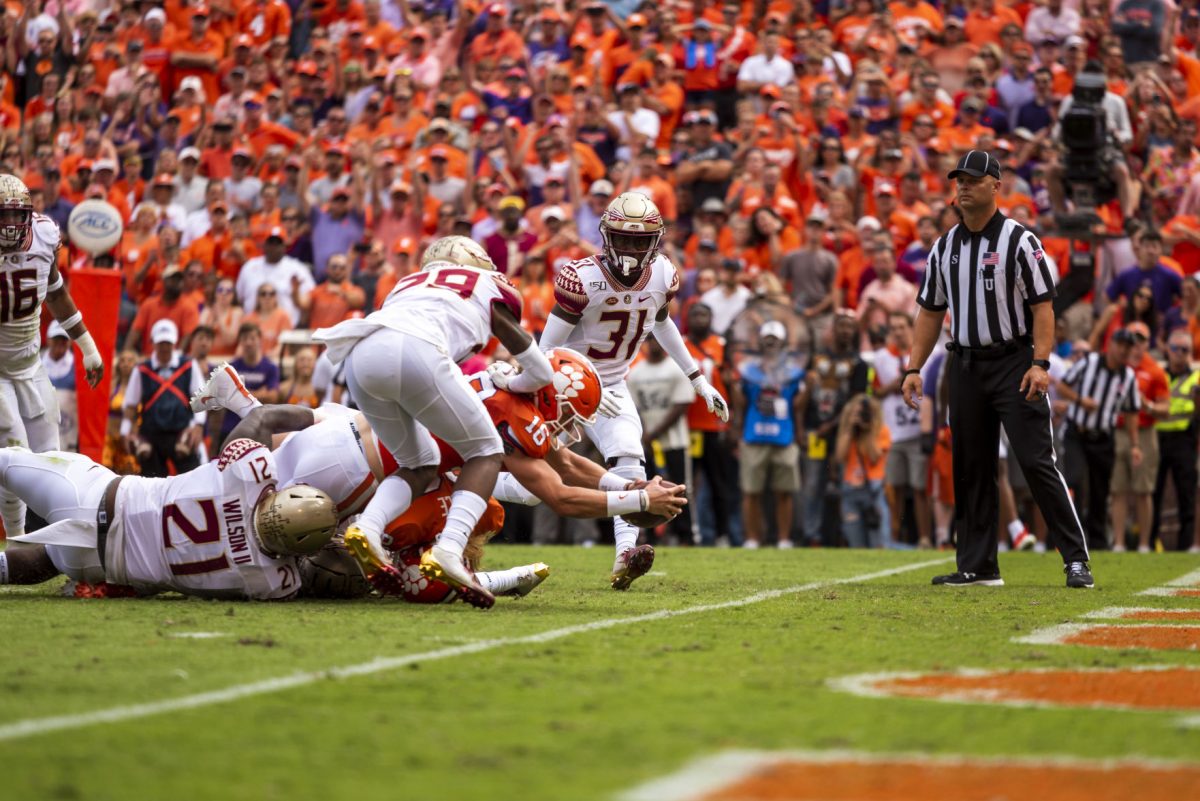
[0,440,337,600]
[194,351,686,592]
[536,193,729,587]
[312,236,556,609]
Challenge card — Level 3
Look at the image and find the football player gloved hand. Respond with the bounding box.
[486,360,518,390]
[691,375,729,422]
[597,387,624,418]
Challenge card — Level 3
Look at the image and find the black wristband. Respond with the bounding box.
[903,368,922,378]
[1032,359,1051,370]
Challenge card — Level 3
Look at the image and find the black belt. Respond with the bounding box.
[947,337,1031,363]
[1067,422,1112,442]
[96,476,125,570]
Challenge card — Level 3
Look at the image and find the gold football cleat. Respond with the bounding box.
[420,544,495,609]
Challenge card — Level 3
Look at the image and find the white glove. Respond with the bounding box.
[692,375,729,422]
[486,361,518,390]
[597,387,624,418]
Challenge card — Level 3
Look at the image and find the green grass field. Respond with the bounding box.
[3,547,1199,801]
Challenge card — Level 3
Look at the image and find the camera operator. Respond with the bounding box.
[1049,62,1139,222]
[835,393,891,548]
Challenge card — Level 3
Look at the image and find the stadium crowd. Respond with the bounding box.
[7,0,1200,553]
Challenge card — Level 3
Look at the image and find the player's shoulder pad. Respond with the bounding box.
[217,438,269,471]
[490,391,552,459]
[554,258,592,315]
[31,213,61,248]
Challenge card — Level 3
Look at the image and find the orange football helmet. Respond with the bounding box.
[534,348,602,448]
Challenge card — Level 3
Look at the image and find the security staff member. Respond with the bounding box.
[1152,329,1200,551]
[901,151,1094,589]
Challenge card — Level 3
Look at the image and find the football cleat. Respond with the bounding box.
[420,543,496,609]
[500,562,551,598]
[343,524,407,596]
[610,544,655,590]
[190,362,258,415]
[1012,528,1036,551]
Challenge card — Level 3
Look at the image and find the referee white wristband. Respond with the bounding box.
[606,489,649,517]
[599,472,630,491]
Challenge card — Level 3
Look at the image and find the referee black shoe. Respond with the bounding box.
[1065,561,1095,589]
[931,571,1004,587]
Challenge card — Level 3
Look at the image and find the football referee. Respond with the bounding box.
[901,151,1094,589]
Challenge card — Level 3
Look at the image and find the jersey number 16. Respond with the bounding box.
[0,269,39,325]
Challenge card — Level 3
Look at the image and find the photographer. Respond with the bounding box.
[835,394,891,549]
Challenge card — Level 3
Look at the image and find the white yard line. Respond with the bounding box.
[1138,567,1200,595]
[165,632,229,639]
[617,749,1200,801]
[0,557,951,742]
[1139,587,1200,597]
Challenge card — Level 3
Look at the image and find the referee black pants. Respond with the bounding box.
[948,347,1089,574]
[1152,430,1198,551]
[1062,425,1115,551]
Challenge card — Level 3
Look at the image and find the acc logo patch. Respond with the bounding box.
[605,297,619,305]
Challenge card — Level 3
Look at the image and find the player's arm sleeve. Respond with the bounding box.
[651,316,701,378]
[538,311,576,351]
[190,362,207,427]
[492,471,542,506]
[505,339,556,394]
[539,263,586,350]
[222,404,317,451]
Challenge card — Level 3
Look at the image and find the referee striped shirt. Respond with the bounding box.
[917,211,1058,347]
[1061,351,1141,433]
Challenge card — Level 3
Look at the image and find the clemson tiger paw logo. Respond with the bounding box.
[400,564,430,596]
[554,363,588,399]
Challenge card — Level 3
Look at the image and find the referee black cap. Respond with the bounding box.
[948,150,1001,180]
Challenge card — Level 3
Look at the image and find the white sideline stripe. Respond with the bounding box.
[1014,622,1200,646]
[1164,568,1200,587]
[828,665,1200,714]
[617,748,1200,801]
[166,632,229,639]
[1081,607,1200,620]
[0,558,951,742]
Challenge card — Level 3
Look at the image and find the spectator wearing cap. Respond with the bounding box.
[676,109,735,208]
[1106,229,1181,319]
[575,179,614,251]
[200,115,238,181]
[104,39,147,99]
[530,206,595,275]
[483,66,534,124]
[608,82,661,164]
[169,147,207,216]
[528,10,570,77]
[148,173,188,231]
[234,0,292,49]
[526,175,574,237]
[780,216,840,340]
[484,195,538,279]
[224,148,263,214]
[308,146,351,210]
[237,226,315,326]
[389,26,442,89]
[122,318,208,478]
[310,180,367,281]
[184,201,245,280]
[372,177,428,256]
[685,198,735,260]
[1109,321,1169,551]
[213,66,249,123]
[242,92,301,159]
[1112,0,1166,68]
[737,32,795,98]
[39,168,72,232]
[700,258,754,336]
[732,320,805,549]
[1024,0,1080,45]
[852,63,900,135]
[41,321,77,451]
[942,96,994,153]
[674,18,727,104]
[169,4,223,100]
[124,264,202,355]
[469,4,526,66]
[425,145,467,210]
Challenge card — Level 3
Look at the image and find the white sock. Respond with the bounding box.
[1,489,25,540]
[477,565,524,594]
[0,552,8,584]
[359,475,414,540]
[614,517,639,555]
[935,525,950,545]
[1007,519,1026,539]
[439,491,488,552]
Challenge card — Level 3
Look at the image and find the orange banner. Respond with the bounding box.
[70,268,122,461]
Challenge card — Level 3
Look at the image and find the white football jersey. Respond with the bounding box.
[0,213,60,377]
[114,440,302,600]
[314,264,523,366]
[553,254,680,386]
[872,347,924,444]
[274,413,384,521]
